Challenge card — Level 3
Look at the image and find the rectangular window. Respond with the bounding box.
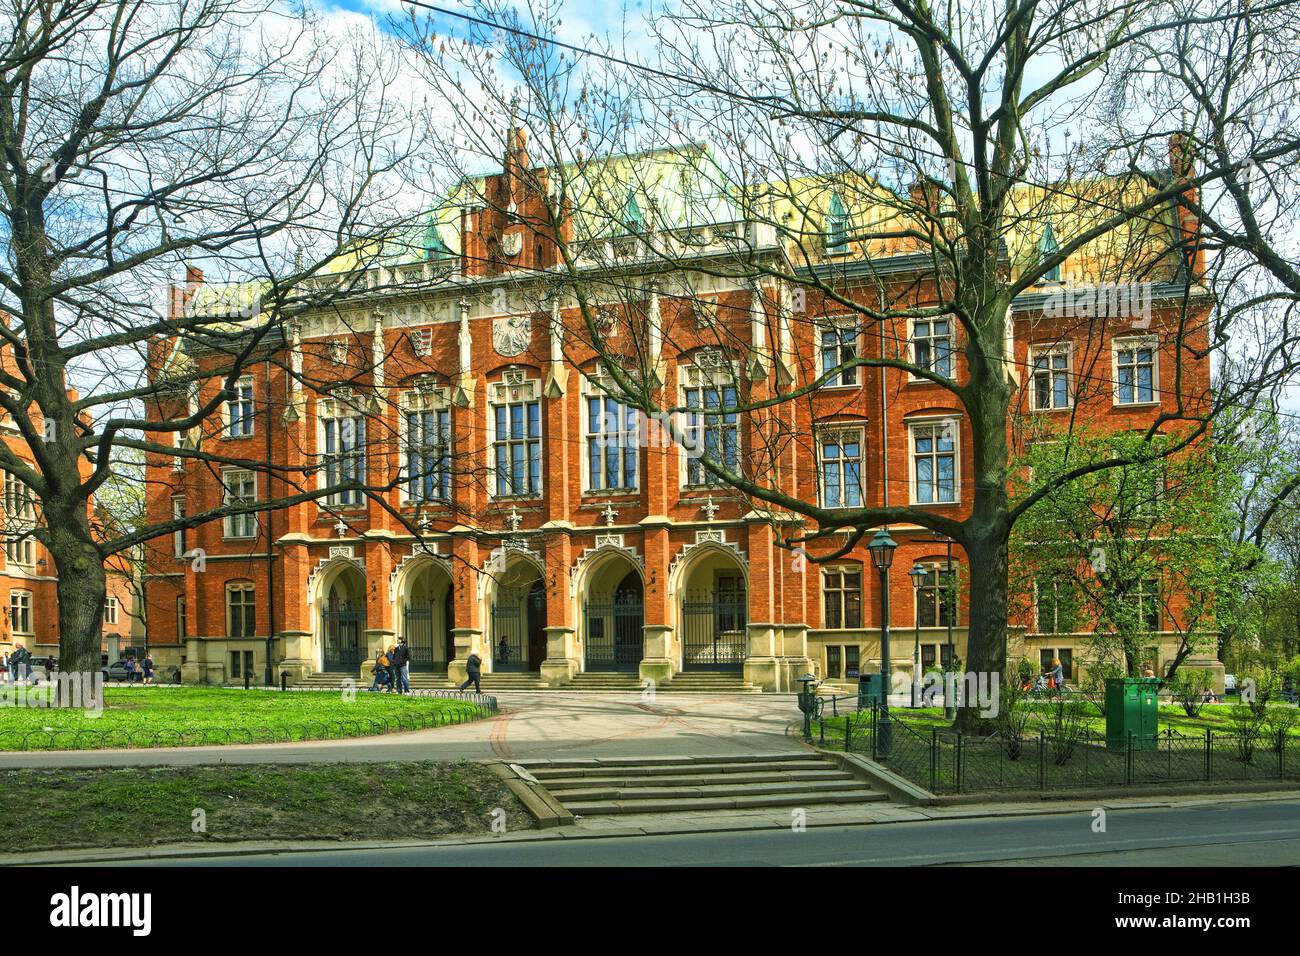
[103,596,118,626]
[177,596,187,640]
[819,429,864,508]
[4,472,36,567]
[322,410,367,506]
[172,497,186,557]
[822,567,863,629]
[819,326,858,386]
[405,407,452,502]
[922,644,936,672]
[9,588,31,634]
[222,470,257,538]
[1036,576,1080,634]
[683,383,739,487]
[913,317,954,378]
[585,392,639,491]
[492,398,542,498]
[1031,346,1071,410]
[227,584,256,638]
[1115,340,1157,404]
[1040,648,1075,681]
[916,567,955,627]
[844,645,860,679]
[226,377,255,437]
[911,421,958,504]
[1125,578,1161,632]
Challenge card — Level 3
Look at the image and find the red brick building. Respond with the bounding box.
[142,139,1214,690]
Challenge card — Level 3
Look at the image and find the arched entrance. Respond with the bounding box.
[676,546,748,671]
[581,556,645,672]
[320,563,366,672]
[489,557,547,672]
[399,559,454,672]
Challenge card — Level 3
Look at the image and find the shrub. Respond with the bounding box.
[1169,668,1216,717]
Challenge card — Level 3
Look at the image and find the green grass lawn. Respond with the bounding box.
[0,761,529,850]
[0,686,494,751]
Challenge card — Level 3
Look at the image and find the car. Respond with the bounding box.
[104,660,133,683]
[1224,674,1237,693]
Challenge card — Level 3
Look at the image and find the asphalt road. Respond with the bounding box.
[99,797,1300,867]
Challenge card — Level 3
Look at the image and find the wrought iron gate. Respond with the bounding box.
[584,590,644,671]
[491,594,527,672]
[681,589,747,670]
[322,601,364,672]
[402,602,438,671]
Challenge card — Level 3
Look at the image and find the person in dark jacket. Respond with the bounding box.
[391,639,411,694]
[459,652,482,693]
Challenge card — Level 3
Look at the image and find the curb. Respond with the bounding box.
[5,787,1297,867]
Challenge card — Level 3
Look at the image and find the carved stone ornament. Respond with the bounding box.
[493,315,532,356]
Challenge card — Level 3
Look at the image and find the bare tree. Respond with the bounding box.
[402,0,1300,729]
[0,0,432,684]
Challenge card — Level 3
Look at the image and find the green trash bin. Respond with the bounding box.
[1105,677,1161,751]
[858,673,883,709]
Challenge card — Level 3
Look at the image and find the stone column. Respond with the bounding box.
[639,523,675,684]
[540,534,578,686]
[447,537,482,685]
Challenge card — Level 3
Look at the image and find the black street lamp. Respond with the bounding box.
[930,530,958,720]
[867,528,898,758]
[909,562,928,708]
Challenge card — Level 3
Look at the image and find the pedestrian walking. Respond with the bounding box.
[392,637,411,694]
[141,655,154,685]
[11,643,30,683]
[124,655,137,684]
[459,652,482,693]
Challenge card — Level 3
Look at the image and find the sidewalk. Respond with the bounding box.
[5,787,1298,867]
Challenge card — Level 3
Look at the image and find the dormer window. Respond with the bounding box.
[1039,223,1061,282]
[826,192,850,255]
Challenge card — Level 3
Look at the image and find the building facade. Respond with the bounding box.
[142,138,1217,691]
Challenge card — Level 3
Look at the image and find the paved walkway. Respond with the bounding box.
[0,691,805,769]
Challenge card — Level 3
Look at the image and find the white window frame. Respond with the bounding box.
[222,469,258,539]
[172,496,186,557]
[817,424,866,509]
[9,588,32,635]
[400,385,453,504]
[1029,343,1073,411]
[817,317,859,388]
[488,371,543,500]
[226,582,256,638]
[4,471,36,567]
[317,396,368,508]
[679,353,742,489]
[224,376,255,438]
[821,565,864,630]
[104,595,119,626]
[910,315,956,380]
[582,366,639,493]
[1113,336,1159,406]
[907,416,961,505]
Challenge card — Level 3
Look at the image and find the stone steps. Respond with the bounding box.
[514,752,884,817]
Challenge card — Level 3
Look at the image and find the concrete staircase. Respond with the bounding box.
[516,752,886,816]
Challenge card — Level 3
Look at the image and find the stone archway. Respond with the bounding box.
[672,541,748,672]
[315,560,367,673]
[395,557,454,672]
[486,553,547,673]
[576,551,645,672]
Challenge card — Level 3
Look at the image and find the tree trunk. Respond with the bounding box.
[958,526,1009,734]
[47,503,106,696]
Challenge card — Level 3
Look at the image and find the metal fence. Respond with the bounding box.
[817,703,1300,795]
[0,692,498,752]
